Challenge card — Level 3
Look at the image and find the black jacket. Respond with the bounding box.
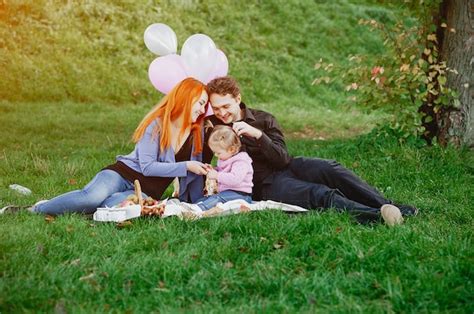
[206,102,291,200]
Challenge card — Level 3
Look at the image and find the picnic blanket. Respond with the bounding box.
[93,199,308,222]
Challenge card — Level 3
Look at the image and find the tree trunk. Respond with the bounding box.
[437,0,473,147]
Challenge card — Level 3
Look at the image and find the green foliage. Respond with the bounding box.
[313,2,459,140]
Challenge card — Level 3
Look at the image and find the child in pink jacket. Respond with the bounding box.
[196,125,253,211]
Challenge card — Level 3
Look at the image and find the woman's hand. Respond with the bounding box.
[186,161,208,175]
[207,169,218,180]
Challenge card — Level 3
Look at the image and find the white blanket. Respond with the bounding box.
[163,199,308,219]
[94,199,307,222]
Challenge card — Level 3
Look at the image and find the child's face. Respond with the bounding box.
[210,145,235,161]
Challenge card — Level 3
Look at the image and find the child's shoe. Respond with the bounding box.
[381,204,404,226]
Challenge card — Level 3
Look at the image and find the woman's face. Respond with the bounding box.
[191,90,208,123]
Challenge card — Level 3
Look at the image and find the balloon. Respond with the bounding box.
[205,49,229,83]
[144,23,178,56]
[181,34,217,82]
[148,54,187,94]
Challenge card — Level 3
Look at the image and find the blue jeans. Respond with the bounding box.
[33,170,146,215]
[195,190,252,211]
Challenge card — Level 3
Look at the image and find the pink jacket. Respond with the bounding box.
[216,152,253,194]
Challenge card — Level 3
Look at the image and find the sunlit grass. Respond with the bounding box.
[0,0,407,137]
[0,99,472,312]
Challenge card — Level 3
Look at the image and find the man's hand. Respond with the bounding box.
[232,121,263,139]
[186,161,208,175]
[207,169,218,180]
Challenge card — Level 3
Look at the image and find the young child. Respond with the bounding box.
[195,125,253,211]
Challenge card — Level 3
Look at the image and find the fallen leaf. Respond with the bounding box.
[70,258,81,266]
[154,281,169,292]
[45,215,55,223]
[123,279,133,293]
[37,244,45,254]
[54,300,67,314]
[273,244,283,249]
[116,221,132,229]
[68,178,77,185]
[79,273,95,281]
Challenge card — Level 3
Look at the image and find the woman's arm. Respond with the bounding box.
[136,122,188,177]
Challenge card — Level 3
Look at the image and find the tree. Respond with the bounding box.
[314,0,472,147]
[435,0,473,147]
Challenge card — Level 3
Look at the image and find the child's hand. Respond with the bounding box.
[207,169,218,180]
[204,164,214,171]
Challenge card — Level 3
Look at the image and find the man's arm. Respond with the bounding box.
[233,116,291,169]
[253,117,291,169]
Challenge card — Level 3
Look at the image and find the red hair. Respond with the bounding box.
[132,78,207,155]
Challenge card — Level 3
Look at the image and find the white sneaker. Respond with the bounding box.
[381,204,404,226]
[28,200,49,213]
[0,205,20,214]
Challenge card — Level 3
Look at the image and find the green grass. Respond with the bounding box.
[1,1,473,312]
[1,101,473,312]
[0,0,406,137]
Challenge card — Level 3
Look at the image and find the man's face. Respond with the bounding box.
[210,93,242,124]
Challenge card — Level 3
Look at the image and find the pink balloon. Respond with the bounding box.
[148,54,187,94]
[205,49,229,83]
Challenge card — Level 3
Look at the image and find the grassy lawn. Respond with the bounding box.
[1,0,473,312]
[1,101,473,312]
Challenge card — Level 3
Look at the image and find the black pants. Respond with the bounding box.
[261,157,391,223]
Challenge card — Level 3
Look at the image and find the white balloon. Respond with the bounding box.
[181,34,217,82]
[144,23,178,56]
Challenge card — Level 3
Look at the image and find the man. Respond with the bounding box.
[205,76,418,224]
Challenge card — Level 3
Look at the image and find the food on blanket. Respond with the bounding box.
[118,199,136,207]
[141,203,165,217]
[134,180,143,206]
[204,176,218,196]
[126,194,139,203]
[172,177,180,198]
[144,197,160,206]
[117,194,164,217]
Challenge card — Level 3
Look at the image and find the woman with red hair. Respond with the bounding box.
[31,78,209,215]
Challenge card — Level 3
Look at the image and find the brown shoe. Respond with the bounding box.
[381,204,404,226]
